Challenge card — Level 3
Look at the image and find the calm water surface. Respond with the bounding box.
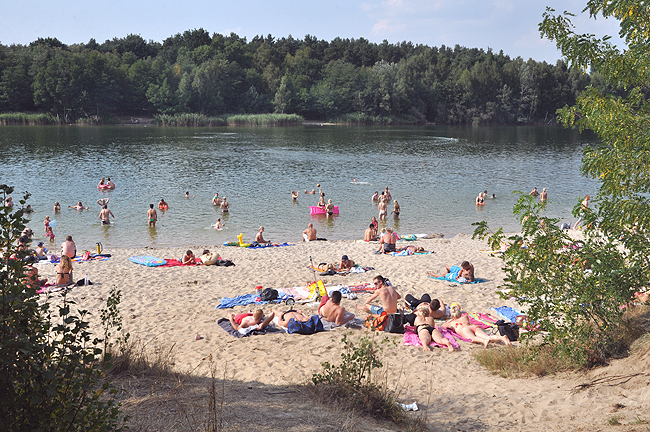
[0,125,600,250]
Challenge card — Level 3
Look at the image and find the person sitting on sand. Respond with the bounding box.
[182,250,196,265]
[414,303,453,352]
[34,242,46,259]
[61,235,76,258]
[377,227,398,254]
[319,291,354,325]
[275,309,312,327]
[302,223,326,242]
[229,309,275,331]
[291,190,299,201]
[364,224,376,242]
[338,255,355,271]
[428,261,474,283]
[69,201,89,210]
[56,255,74,285]
[199,249,221,265]
[255,226,271,245]
[356,275,400,315]
[442,303,511,347]
[24,263,47,289]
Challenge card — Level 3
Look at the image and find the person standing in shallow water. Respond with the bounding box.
[147,204,157,228]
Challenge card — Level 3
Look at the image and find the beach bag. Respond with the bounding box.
[384,311,405,334]
[364,312,388,331]
[287,315,324,335]
[260,288,278,301]
[215,259,235,267]
[496,320,519,341]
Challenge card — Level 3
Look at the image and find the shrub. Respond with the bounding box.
[0,185,125,431]
[311,334,405,422]
[474,193,645,367]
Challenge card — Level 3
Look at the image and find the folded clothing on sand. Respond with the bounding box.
[490,306,522,323]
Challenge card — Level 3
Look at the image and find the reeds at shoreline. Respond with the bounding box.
[0,112,63,125]
[226,113,303,126]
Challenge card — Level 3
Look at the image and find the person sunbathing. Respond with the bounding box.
[24,263,47,289]
[274,309,311,327]
[182,250,196,265]
[396,245,425,254]
[414,303,453,352]
[338,255,355,271]
[428,261,474,283]
[442,303,511,347]
[56,255,74,285]
[319,291,354,325]
[404,295,446,324]
[228,309,274,331]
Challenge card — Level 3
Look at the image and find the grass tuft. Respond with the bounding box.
[106,337,179,378]
[226,113,303,126]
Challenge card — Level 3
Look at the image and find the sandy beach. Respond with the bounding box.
[32,234,650,431]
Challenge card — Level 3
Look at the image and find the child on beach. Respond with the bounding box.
[34,242,47,259]
[181,250,196,265]
[45,226,55,243]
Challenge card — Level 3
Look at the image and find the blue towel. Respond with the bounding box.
[490,306,522,323]
[429,276,487,284]
[248,242,294,249]
[215,293,283,309]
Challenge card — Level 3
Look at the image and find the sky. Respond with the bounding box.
[0,0,624,63]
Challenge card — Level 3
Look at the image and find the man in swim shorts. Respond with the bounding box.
[228,309,274,331]
[356,275,400,315]
[377,227,398,253]
[212,193,221,206]
[319,291,354,325]
[530,187,539,197]
[364,224,376,241]
[429,261,475,283]
[99,205,114,225]
[302,223,321,242]
[220,197,229,212]
[147,204,157,227]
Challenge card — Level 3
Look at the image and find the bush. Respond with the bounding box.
[474,193,645,367]
[311,334,405,422]
[0,185,125,431]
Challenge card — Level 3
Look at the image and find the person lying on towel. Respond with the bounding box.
[228,309,274,331]
[274,309,311,327]
[428,261,475,283]
[319,291,354,325]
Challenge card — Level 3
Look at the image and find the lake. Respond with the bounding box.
[0,125,599,250]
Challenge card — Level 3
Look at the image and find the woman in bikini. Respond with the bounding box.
[56,255,74,285]
[442,303,511,347]
[414,303,453,351]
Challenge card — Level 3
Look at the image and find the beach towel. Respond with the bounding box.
[490,306,522,323]
[160,258,201,267]
[465,312,498,329]
[217,318,283,338]
[248,242,294,249]
[429,276,487,284]
[129,255,166,267]
[215,293,283,309]
[403,325,464,349]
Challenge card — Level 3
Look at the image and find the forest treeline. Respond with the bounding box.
[0,30,610,124]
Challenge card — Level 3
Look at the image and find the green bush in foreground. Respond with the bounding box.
[311,334,405,422]
[0,185,125,431]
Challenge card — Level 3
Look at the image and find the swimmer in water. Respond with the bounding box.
[158,198,168,210]
[304,189,315,194]
[185,191,195,198]
[371,191,379,202]
[317,194,326,208]
[53,202,61,212]
[220,197,229,213]
[291,190,299,201]
[96,198,110,207]
[212,193,221,206]
[539,188,547,202]
[69,201,89,210]
[215,218,224,229]
[392,200,400,218]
